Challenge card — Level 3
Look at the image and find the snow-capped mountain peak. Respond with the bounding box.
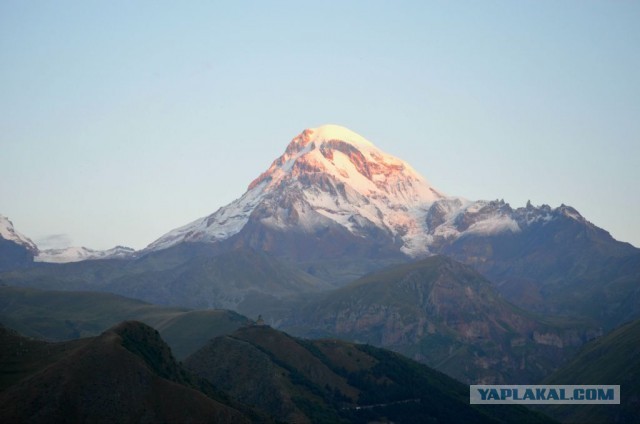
[147,125,445,254]
[145,125,583,259]
[249,124,444,202]
[0,215,38,253]
[291,124,375,151]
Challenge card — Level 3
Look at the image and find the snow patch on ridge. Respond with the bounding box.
[0,215,38,252]
[466,215,521,236]
[145,180,270,251]
[35,245,135,263]
[311,124,375,149]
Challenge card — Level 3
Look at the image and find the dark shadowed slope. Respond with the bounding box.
[185,324,556,424]
[0,285,249,360]
[0,237,36,272]
[436,202,640,328]
[0,321,252,423]
[541,318,640,424]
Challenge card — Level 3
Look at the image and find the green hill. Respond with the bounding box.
[0,321,253,423]
[281,256,597,384]
[541,318,640,423]
[0,245,329,316]
[185,324,556,423]
[0,285,248,360]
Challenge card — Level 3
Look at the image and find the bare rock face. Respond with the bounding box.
[282,256,597,384]
[438,202,640,326]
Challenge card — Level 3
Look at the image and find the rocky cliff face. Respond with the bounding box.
[282,256,600,384]
[435,201,640,327]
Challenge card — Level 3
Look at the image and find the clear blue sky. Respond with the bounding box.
[1,1,639,250]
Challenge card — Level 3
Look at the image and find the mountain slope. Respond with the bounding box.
[136,125,640,328]
[5,125,638,328]
[147,125,445,259]
[106,247,330,313]
[185,324,555,424]
[0,215,37,271]
[35,245,135,263]
[0,321,252,423]
[0,286,249,360]
[435,200,640,327]
[0,214,138,264]
[0,215,38,253]
[143,125,635,270]
[0,245,328,316]
[280,256,598,384]
[541,318,640,424]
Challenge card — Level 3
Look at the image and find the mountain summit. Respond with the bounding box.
[147,125,446,256]
[142,125,639,316]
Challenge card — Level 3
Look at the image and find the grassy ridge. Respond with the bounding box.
[0,322,253,423]
[185,324,556,423]
[541,318,640,423]
[0,285,248,360]
[0,245,329,315]
[282,256,596,384]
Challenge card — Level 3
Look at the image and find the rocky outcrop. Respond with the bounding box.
[282,256,597,384]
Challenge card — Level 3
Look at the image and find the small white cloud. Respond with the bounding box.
[36,234,73,250]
